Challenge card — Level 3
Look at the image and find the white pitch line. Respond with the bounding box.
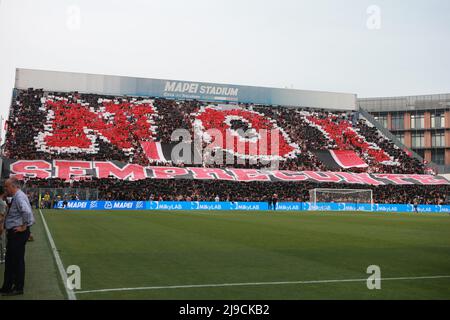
[75,275,450,295]
[38,209,77,300]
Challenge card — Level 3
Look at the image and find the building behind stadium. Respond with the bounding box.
[358,94,450,172]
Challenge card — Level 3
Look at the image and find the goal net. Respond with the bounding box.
[309,188,373,205]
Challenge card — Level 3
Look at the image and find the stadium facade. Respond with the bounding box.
[9,68,440,173]
[13,68,356,110]
[358,94,450,172]
[2,68,449,208]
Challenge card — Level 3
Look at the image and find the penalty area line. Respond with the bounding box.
[75,274,450,295]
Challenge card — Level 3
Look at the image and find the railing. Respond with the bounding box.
[357,108,423,159]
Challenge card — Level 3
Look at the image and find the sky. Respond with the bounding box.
[0,0,449,125]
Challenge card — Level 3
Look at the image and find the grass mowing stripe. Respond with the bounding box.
[75,275,450,294]
[39,209,76,300]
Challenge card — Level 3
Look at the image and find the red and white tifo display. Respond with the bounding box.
[4,91,426,174]
[5,159,449,186]
[36,96,158,155]
[192,106,300,161]
[302,111,397,167]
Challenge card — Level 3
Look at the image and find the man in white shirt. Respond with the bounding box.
[0,178,35,296]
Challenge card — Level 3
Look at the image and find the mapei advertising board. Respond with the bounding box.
[56,200,450,213]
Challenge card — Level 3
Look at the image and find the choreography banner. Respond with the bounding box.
[314,150,368,169]
[3,159,449,186]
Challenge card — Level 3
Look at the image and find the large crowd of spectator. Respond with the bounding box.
[5,88,443,206]
[4,88,425,174]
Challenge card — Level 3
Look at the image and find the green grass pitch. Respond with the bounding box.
[1,209,449,300]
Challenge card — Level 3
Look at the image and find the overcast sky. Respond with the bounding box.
[0,0,449,125]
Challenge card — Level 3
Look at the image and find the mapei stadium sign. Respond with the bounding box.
[14,69,356,109]
[164,81,239,99]
[4,159,449,186]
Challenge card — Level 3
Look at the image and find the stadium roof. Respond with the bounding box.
[14,68,356,110]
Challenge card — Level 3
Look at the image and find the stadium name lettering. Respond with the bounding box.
[6,159,450,186]
[164,81,239,96]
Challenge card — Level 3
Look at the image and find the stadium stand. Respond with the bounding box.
[5,88,446,206]
[4,88,424,174]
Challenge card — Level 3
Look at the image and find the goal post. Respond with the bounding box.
[309,188,373,205]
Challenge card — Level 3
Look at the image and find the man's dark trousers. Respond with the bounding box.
[2,227,30,291]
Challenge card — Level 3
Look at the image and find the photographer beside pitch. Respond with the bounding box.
[0,178,35,296]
